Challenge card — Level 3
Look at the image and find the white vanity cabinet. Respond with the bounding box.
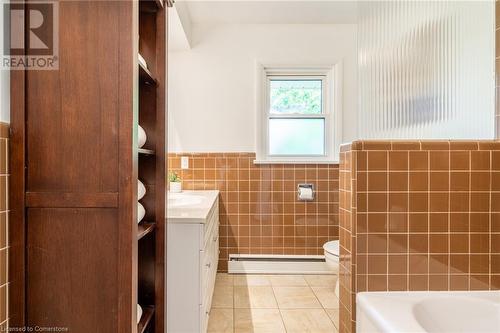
[167,191,220,333]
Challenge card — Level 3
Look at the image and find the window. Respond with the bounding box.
[256,65,342,163]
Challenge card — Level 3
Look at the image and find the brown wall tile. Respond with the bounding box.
[169,152,339,270]
[409,151,429,170]
[339,140,500,332]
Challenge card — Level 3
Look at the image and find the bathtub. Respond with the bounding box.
[357,291,500,333]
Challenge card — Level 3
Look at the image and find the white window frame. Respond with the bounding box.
[255,63,343,164]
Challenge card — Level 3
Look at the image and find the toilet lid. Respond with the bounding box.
[323,240,339,256]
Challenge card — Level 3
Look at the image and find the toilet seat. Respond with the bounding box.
[323,240,339,257]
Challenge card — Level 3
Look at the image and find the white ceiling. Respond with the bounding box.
[175,0,359,25]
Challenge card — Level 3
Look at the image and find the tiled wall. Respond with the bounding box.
[339,140,500,333]
[168,153,339,272]
[338,149,356,333]
[0,123,8,330]
[497,0,500,137]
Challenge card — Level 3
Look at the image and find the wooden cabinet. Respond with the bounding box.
[9,1,168,332]
[167,195,220,333]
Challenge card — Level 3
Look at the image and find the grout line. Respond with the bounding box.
[490,151,493,290]
[468,151,471,291]
[386,152,389,291]
[407,152,410,290]
[448,149,451,290]
[270,284,288,333]
[427,151,430,291]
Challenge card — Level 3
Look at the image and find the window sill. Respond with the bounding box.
[253,159,338,165]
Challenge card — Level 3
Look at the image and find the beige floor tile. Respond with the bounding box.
[280,309,336,333]
[234,308,286,333]
[234,274,271,286]
[325,308,339,329]
[304,274,338,287]
[268,275,308,286]
[273,287,322,309]
[216,273,234,286]
[208,308,233,333]
[311,286,339,309]
[234,286,278,308]
[212,283,233,308]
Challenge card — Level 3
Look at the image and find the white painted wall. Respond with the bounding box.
[0,2,10,123]
[168,23,357,153]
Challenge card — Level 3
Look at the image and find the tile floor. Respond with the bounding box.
[208,274,339,333]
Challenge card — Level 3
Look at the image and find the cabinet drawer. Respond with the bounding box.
[201,257,213,304]
[201,241,216,285]
[201,235,219,311]
[200,303,209,333]
[203,200,219,248]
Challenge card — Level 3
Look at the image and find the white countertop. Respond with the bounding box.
[167,190,219,223]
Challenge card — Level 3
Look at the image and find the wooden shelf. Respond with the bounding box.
[137,306,155,333]
[138,148,155,155]
[139,62,157,86]
[154,0,164,9]
[138,222,155,240]
[140,0,164,13]
[137,1,165,331]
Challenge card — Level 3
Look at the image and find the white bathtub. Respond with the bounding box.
[357,291,500,333]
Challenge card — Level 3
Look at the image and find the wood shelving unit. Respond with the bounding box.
[139,62,157,85]
[138,223,156,240]
[138,148,156,155]
[140,0,165,13]
[137,1,167,332]
[154,0,164,10]
[9,1,168,332]
[137,306,155,333]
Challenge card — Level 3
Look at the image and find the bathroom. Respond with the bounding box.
[166,1,499,332]
[0,0,499,333]
[166,1,356,332]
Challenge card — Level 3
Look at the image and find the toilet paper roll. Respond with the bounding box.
[138,180,146,200]
[137,304,143,324]
[298,187,313,200]
[138,125,147,148]
[137,202,146,224]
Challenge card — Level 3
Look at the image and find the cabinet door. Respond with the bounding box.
[27,209,119,332]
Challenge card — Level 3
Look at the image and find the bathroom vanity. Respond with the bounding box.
[167,190,220,333]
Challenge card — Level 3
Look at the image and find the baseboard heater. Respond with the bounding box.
[228,254,333,274]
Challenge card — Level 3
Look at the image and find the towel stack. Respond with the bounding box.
[137,304,143,324]
[137,124,147,224]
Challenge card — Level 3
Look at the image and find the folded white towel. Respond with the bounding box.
[137,304,143,323]
[138,202,145,224]
[138,125,147,148]
[138,180,146,200]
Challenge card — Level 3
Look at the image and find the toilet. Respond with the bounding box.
[323,240,340,297]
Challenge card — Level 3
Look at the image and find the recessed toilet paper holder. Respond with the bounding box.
[297,183,315,201]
